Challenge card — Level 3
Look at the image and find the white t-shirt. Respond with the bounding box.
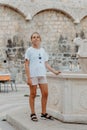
[25,47,49,77]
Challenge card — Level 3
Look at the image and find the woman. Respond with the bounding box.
[25,32,61,121]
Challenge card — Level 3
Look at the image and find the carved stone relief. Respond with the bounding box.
[80,89,87,110]
[48,80,61,111]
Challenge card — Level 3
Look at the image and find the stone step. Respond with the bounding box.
[7,107,87,130]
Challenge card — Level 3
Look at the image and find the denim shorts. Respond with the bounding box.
[31,76,47,85]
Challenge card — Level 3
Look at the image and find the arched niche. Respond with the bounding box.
[0,3,26,19]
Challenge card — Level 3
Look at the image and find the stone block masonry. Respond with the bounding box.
[0,0,87,82]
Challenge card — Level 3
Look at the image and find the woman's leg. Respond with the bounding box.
[29,85,37,114]
[39,83,48,114]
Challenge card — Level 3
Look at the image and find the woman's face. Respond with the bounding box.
[31,33,41,47]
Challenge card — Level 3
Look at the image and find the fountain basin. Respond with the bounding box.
[47,72,87,123]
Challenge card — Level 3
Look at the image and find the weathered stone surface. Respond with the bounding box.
[47,72,87,123]
[0,0,86,82]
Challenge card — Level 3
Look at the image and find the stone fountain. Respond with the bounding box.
[47,37,87,124]
[77,38,87,73]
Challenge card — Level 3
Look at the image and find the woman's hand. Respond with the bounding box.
[54,70,61,75]
[27,78,32,86]
[45,62,61,75]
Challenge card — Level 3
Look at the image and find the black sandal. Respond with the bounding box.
[30,113,38,122]
[41,113,54,120]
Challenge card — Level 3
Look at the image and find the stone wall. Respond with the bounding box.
[0,0,87,83]
[30,10,76,71]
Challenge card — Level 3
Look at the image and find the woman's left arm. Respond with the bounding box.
[45,61,61,75]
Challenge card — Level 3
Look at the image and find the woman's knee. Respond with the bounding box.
[30,86,37,98]
[30,91,37,98]
[42,91,48,98]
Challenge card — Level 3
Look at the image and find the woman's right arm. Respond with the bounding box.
[25,59,32,86]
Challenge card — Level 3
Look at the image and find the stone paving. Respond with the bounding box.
[0,121,15,130]
[0,84,28,119]
[0,84,87,130]
[0,84,29,130]
[7,106,87,130]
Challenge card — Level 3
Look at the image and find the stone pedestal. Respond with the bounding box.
[47,72,87,123]
[78,58,87,73]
